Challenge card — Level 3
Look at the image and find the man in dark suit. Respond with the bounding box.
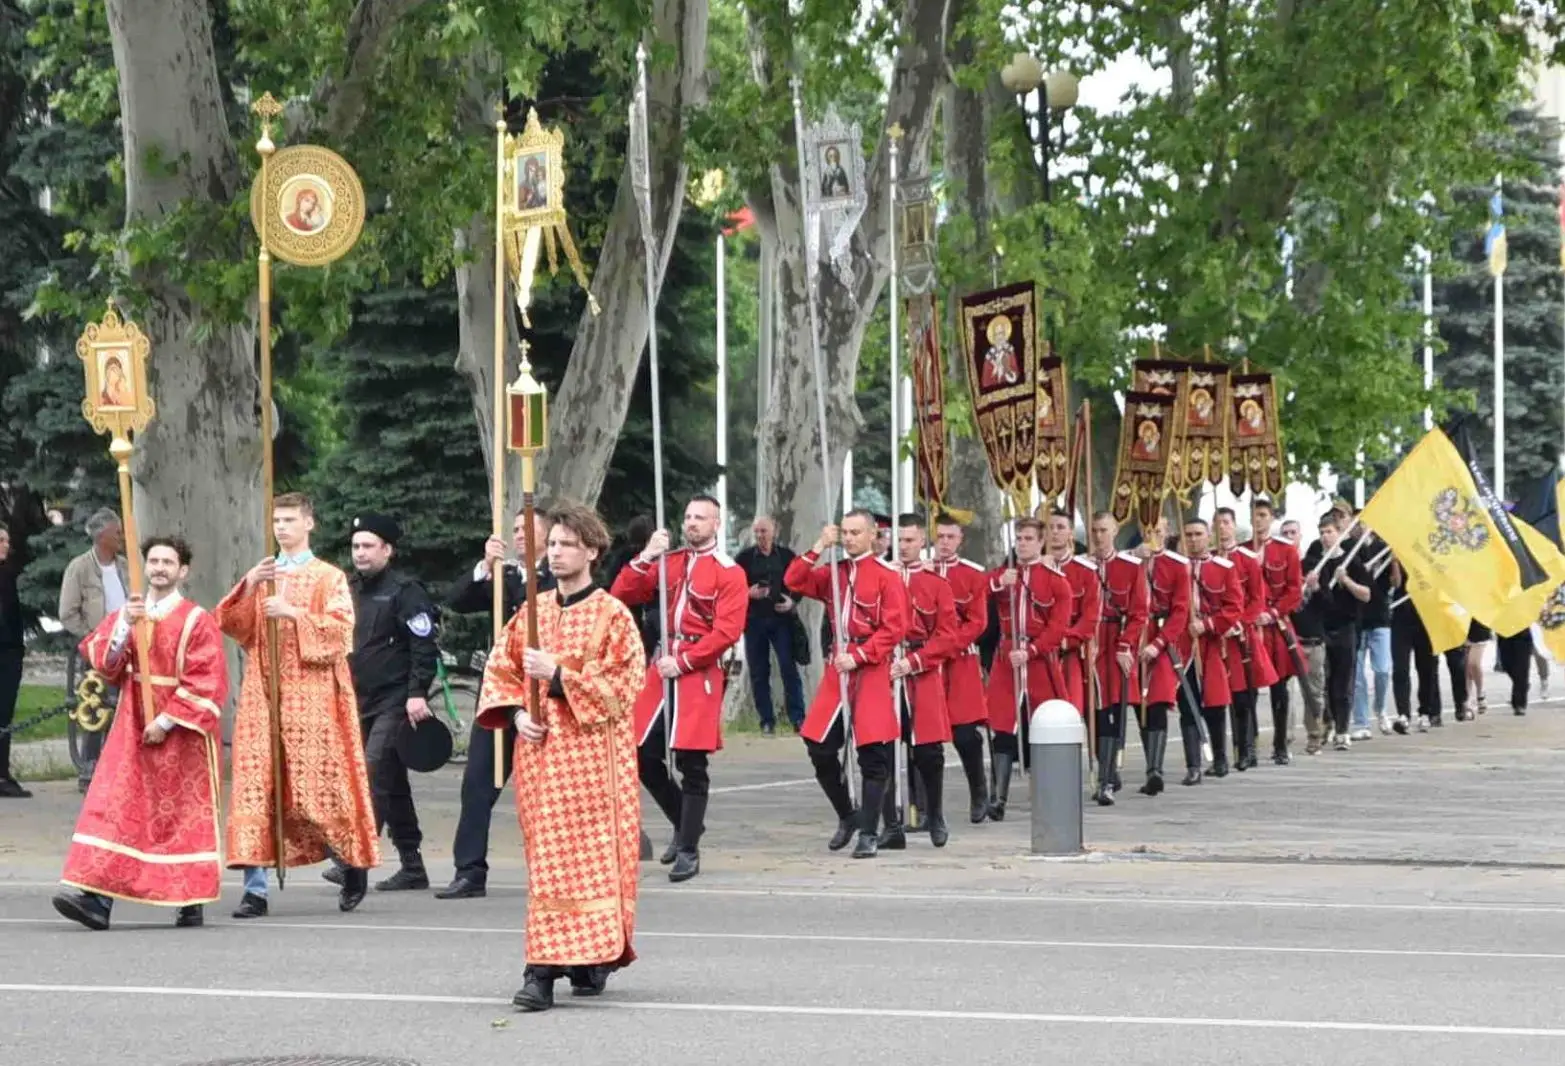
[436,510,553,899]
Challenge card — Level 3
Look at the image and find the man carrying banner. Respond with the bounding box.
[983,516,1070,820]
[1046,510,1102,720]
[785,510,909,858]
[1088,511,1148,806]
[1180,519,1243,783]
[1250,496,1304,764]
[930,516,994,822]
[52,536,228,931]
[1214,507,1278,771]
[610,494,747,883]
[1299,514,1373,750]
[1136,525,1190,796]
[881,514,959,848]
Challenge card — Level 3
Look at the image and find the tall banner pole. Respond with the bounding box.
[1423,245,1434,432]
[490,116,510,789]
[886,125,907,825]
[631,43,675,769]
[792,77,856,806]
[717,232,729,554]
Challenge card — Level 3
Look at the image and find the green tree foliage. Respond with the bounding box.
[1434,107,1564,492]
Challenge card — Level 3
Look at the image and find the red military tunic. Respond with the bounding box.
[1056,554,1103,717]
[983,559,1071,735]
[785,550,909,747]
[1254,534,1304,680]
[893,562,959,745]
[931,556,989,725]
[1220,545,1280,693]
[1143,551,1192,706]
[1189,554,1243,708]
[1093,551,1149,706]
[610,544,748,752]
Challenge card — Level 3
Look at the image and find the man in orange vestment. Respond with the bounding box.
[477,502,644,1013]
[217,492,379,917]
[52,536,229,930]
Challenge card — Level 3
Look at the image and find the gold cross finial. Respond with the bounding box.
[252,91,283,122]
[888,122,904,142]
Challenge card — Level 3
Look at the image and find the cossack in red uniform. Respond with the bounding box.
[1056,555,1102,717]
[785,550,909,746]
[1221,546,1279,694]
[1189,554,1243,710]
[610,544,748,752]
[1093,551,1149,707]
[1254,534,1303,680]
[1142,551,1192,707]
[931,557,988,725]
[983,560,1071,735]
[893,562,959,745]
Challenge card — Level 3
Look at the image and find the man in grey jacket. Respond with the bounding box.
[57,508,127,790]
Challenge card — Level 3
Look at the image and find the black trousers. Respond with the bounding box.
[1444,646,1468,712]
[804,714,892,828]
[1497,630,1534,711]
[637,715,711,832]
[1392,609,1440,720]
[1324,627,1357,735]
[451,715,517,883]
[0,647,21,780]
[361,712,421,854]
[1140,701,1171,732]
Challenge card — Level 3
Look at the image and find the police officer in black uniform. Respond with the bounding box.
[435,509,552,899]
[336,513,439,891]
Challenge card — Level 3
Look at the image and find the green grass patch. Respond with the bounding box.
[11,684,73,742]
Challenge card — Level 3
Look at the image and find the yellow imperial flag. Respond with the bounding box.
[1533,478,1565,662]
[1404,579,1470,655]
[1361,430,1565,638]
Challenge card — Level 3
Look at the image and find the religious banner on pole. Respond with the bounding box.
[1174,358,1230,493]
[1033,349,1070,501]
[801,103,868,286]
[908,294,948,512]
[1110,390,1179,533]
[1225,370,1287,497]
[960,280,1039,513]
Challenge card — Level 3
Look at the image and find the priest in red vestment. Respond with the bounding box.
[477,501,645,1013]
[52,536,229,931]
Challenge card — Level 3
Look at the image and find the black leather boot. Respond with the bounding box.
[828,813,858,851]
[174,904,203,928]
[854,775,886,858]
[1180,723,1204,785]
[987,751,1014,821]
[954,731,990,822]
[339,866,368,912]
[918,753,948,847]
[1271,685,1292,764]
[513,965,559,1011]
[669,793,706,883]
[1232,698,1254,770]
[568,965,610,997]
[877,782,907,850]
[53,891,111,931]
[1093,734,1118,805]
[1204,709,1229,777]
[376,849,429,891]
[1138,729,1166,795]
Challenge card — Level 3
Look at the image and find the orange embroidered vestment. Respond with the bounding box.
[217,558,379,870]
[61,596,228,905]
[478,587,644,970]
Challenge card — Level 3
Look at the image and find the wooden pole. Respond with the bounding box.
[109,437,156,729]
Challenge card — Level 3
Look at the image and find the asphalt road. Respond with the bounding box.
[3,667,1563,1065]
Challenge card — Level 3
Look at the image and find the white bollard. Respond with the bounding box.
[1028,699,1085,855]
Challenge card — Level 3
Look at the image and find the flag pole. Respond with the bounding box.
[1423,245,1434,432]
[888,126,901,529]
[717,231,729,554]
[1493,172,1506,500]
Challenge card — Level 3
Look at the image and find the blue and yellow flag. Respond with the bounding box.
[1485,187,1507,277]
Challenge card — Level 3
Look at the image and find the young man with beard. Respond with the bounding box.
[785,510,909,858]
[477,502,646,1012]
[52,537,229,930]
[610,495,747,882]
[1214,507,1278,771]
[929,516,993,821]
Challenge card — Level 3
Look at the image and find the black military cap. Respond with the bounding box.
[397,716,453,773]
[351,513,401,546]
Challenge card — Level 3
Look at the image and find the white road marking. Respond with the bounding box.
[710,777,816,794]
[4,915,1563,963]
[5,881,1565,914]
[1,982,1563,1037]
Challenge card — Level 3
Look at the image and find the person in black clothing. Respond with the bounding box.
[0,523,29,798]
[734,515,805,734]
[1349,534,1395,738]
[1298,514,1372,751]
[1389,559,1444,731]
[332,514,439,892]
[1495,626,1535,716]
[436,509,554,900]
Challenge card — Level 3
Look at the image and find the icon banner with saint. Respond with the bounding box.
[1110,391,1179,532]
[1174,365,1230,493]
[1226,372,1287,497]
[801,104,867,285]
[77,305,154,437]
[960,280,1038,511]
[249,144,365,267]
